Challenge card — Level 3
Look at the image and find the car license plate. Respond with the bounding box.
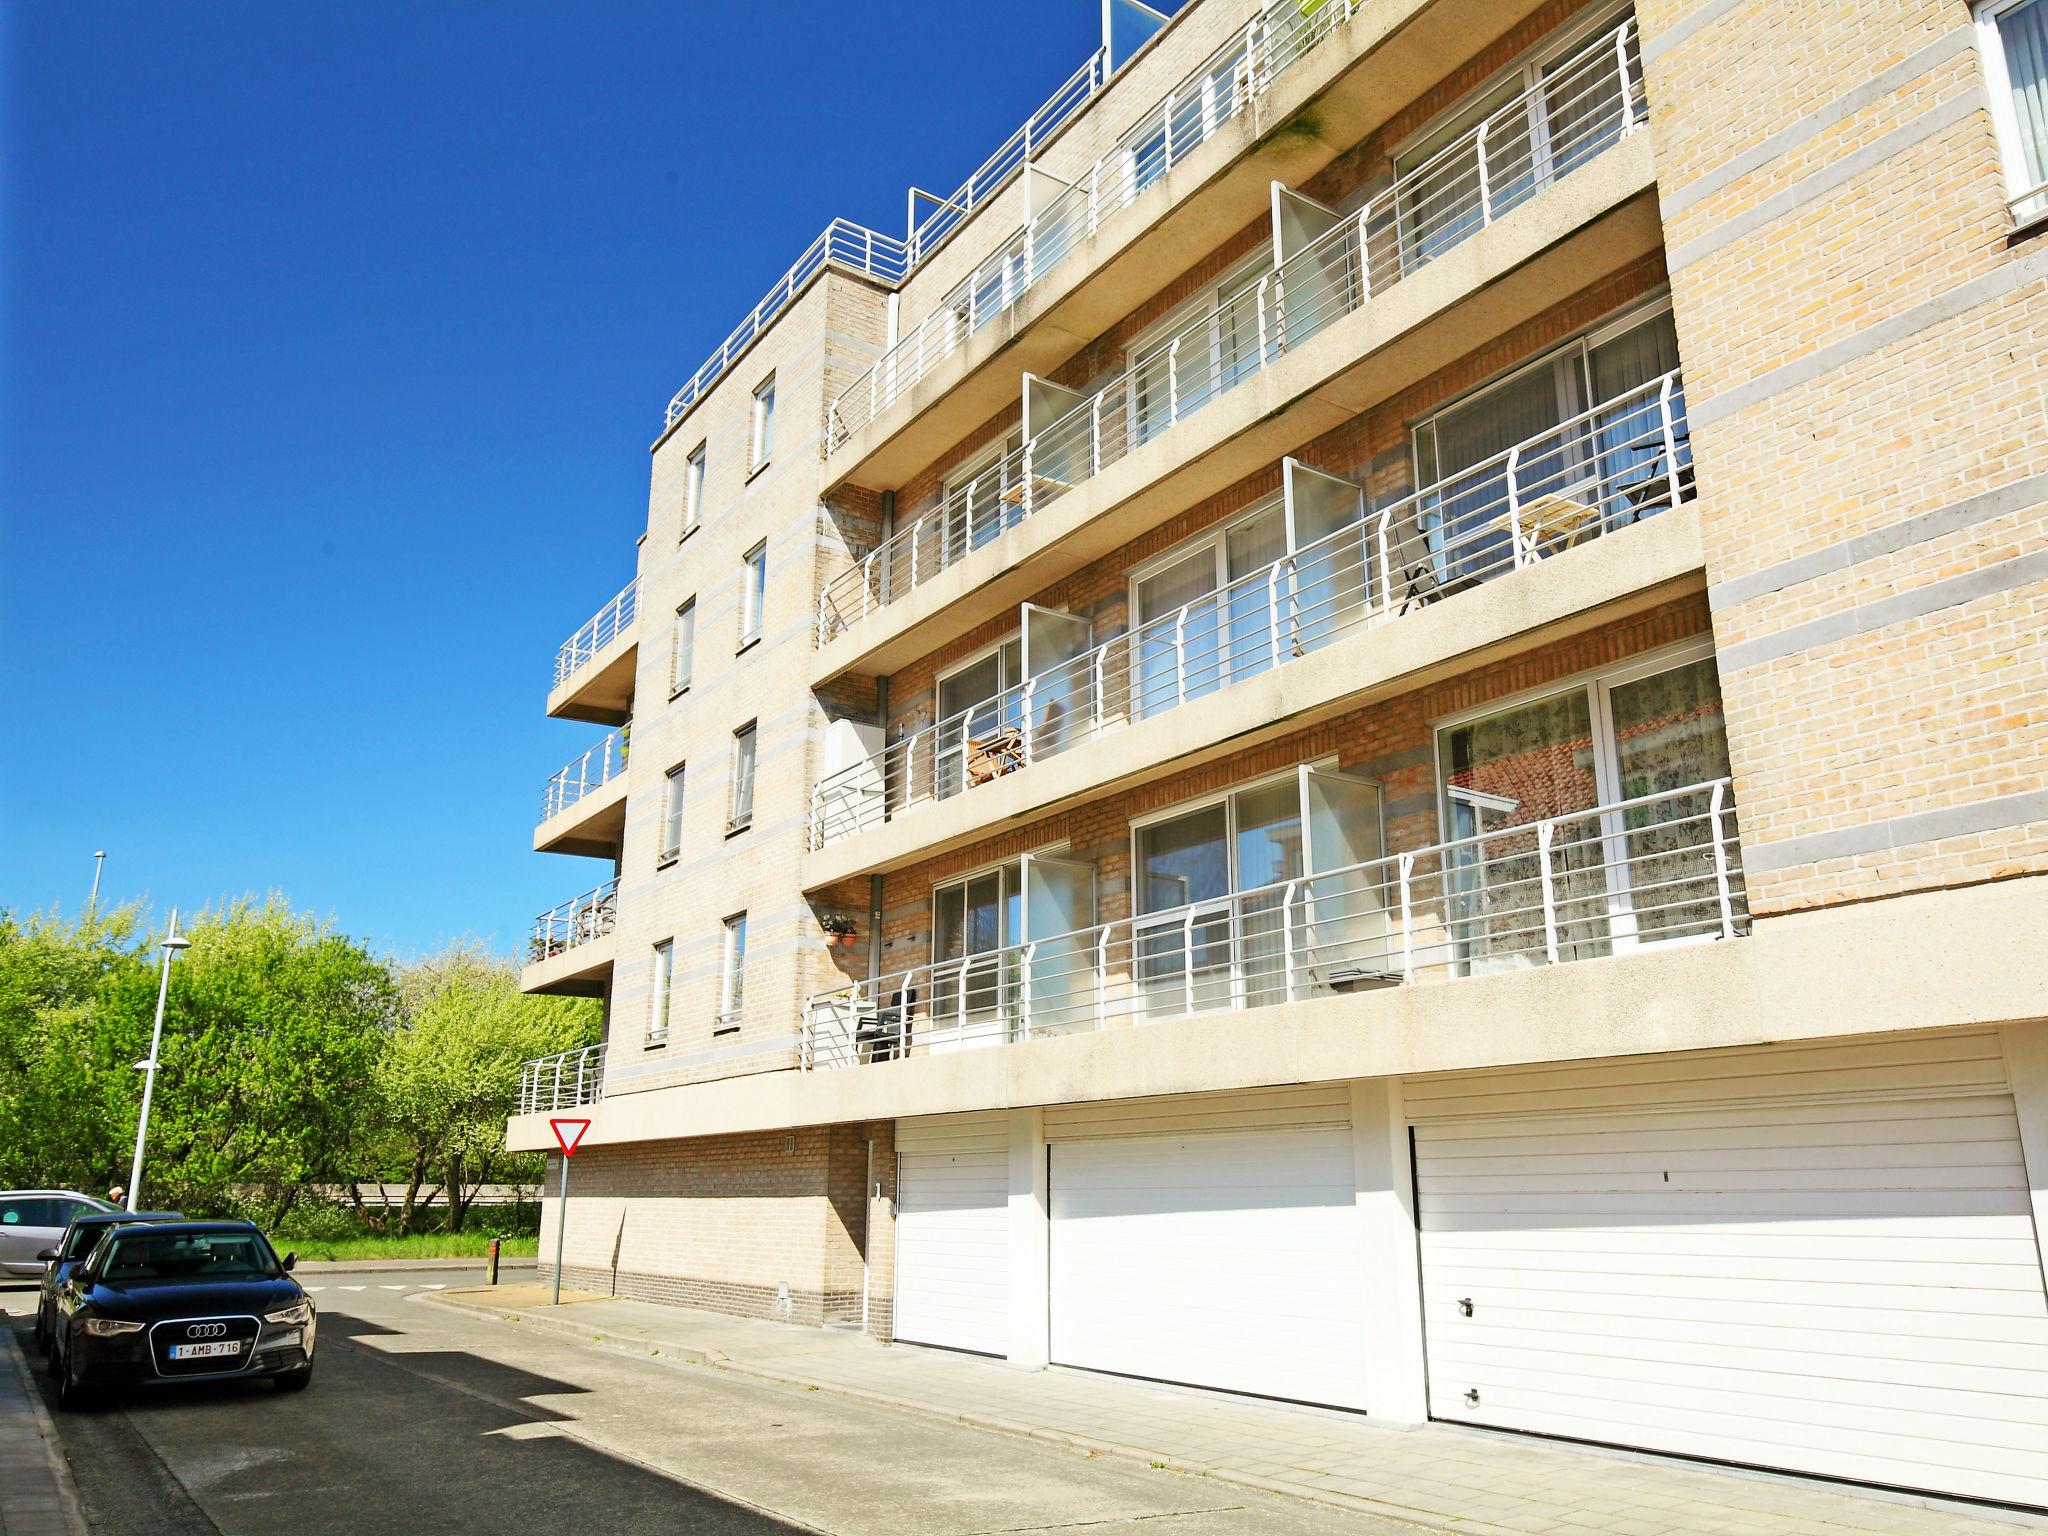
[169,1341,242,1360]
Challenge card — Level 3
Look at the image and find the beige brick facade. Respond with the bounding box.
[521,0,2048,1381]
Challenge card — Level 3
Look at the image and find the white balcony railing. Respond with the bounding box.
[518,1043,606,1115]
[541,729,628,825]
[665,221,909,431]
[810,370,1690,851]
[828,0,1365,450]
[528,879,620,966]
[553,578,639,692]
[2012,177,2048,229]
[818,18,1647,646]
[803,779,1744,1069]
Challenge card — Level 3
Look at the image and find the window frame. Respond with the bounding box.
[1977,0,2048,228]
[659,763,686,865]
[738,541,767,649]
[682,442,707,539]
[1126,759,1334,916]
[716,913,747,1033]
[728,720,758,834]
[670,597,696,697]
[749,375,777,473]
[647,939,674,1047]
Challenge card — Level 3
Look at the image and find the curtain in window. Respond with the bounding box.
[1420,361,1579,586]
[1223,505,1289,684]
[2000,0,2048,211]
[1135,805,1231,1017]
[1542,21,1642,180]
[1607,658,1733,944]
[1133,548,1222,717]
[1233,780,1304,1010]
[1587,311,1687,525]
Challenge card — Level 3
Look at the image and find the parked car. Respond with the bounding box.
[31,1209,184,1355]
[0,1191,116,1278]
[47,1220,316,1409]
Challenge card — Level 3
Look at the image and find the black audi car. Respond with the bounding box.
[31,1208,183,1355]
[47,1220,316,1408]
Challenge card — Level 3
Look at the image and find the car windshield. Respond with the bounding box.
[99,1231,277,1283]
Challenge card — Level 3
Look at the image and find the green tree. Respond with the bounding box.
[371,946,598,1235]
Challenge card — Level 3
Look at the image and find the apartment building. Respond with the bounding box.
[513,0,2048,1511]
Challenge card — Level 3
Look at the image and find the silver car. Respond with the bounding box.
[0,1191,117,1278]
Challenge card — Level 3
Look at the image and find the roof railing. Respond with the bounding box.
[817,18,1647,645]
[802,777,1745,1069]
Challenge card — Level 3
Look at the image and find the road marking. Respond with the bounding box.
[303,1286,325,1293]
[380,1284,408,1290]
[340,1285,367,1291]
[419,1284,445,1290]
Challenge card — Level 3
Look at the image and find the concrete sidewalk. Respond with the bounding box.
[424,1287,2036,1536]
[0,1324,85,1536]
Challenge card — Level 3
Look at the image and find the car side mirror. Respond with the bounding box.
[281,1252,297,1272]
[36,1248,58,1262]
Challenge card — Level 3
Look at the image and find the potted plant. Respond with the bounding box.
[820,915,859,948]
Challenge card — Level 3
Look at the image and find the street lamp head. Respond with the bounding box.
[162,932,192,952]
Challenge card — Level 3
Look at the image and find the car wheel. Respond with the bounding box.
[52,1338,93,1412]
[274,1367,312,1393]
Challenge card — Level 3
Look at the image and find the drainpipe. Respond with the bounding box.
[867,492,895,988]
[861,1135,875,1334]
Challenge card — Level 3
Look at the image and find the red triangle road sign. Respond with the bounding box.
[550,1118,591,1157]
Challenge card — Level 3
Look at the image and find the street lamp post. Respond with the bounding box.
[127,910,191,1213]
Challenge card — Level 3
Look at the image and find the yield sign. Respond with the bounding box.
[550,1118,591,1157]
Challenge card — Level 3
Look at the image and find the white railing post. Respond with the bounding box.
[1708,778,1736,941]
[1616,21,1639,136]
[1660,372,1683,509]
[1355,200,1374,300]
[1090,392,1103,476]
[1537,819,1561,965]
[1182,908,1197,1015]
[1269,560,1288,668]
[1167,336,1183,425]
[1096,926,1112,1029]
[1021,941,1037,1039]
[1174,607,1189,705]
[1256,274,1271,362]
[1375,513,1393,620]
[1020,678,1038,766]
[1475,118,1493,224]
[816,590,829,648]
[1398,852,1415,982]
[1281,880,1300,1001]
[1506,446,1527,567]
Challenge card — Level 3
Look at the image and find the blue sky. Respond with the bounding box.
[1,1,1174,958]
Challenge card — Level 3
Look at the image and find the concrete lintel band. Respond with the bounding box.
[1665,91,1983,273]
[1743,788,2048,875]
[1717,546,2048,673]
[1692,246,2048,428]
[1639,0,1750,65]
[1710,470,2048,614]
[1659,29,1977,219]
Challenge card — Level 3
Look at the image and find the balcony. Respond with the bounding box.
[811,371,1693,857]
[518,1043,606,1115]
[804,779,1746,1069]
[826,0,1364,472]
[817,18,1653,672]
[535,729,629,857]
[521,878,619,997]
[549,579,639,724]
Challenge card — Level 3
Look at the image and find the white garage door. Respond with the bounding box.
[894,1113,1008,1355]
[1050,1121,1369,1409]
[1413,1034,2048,1509]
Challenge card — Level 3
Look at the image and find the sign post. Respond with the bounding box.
[548,1118,591,1306]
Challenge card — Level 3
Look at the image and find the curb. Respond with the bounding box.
[418,1291,727,1368]
[1,1323,90,1536]
[293,1257,540,1274]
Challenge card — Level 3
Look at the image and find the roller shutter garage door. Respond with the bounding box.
[894,1113,1008,1355]
[1412,1033,2048,1509]
[1048,1087,1369,1409]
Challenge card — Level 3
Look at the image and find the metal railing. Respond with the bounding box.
[829,0,1364,449]
[528,879,620,966]
[541,729,628,825]
[518,1043,606,1115]
[2012,177,2048,229]
[907,49,1111,269]
[802,778,1744,1068]
[818,19,1647,645]
[665,220,909,431]
[553,578,640,691]
[810,368,1689,849]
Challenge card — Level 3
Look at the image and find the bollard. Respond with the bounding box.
[486,1236,501,1286]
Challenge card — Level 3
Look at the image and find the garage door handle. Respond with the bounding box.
[1457,1297,1474,1317]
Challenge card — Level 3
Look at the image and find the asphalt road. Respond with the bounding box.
[2,1273,1422,1536]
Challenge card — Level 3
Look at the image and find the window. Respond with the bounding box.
[1980,0,2048,225]
[670,599,696,695]
[940,428,1024,557]
[728,721,757,832]
[935,636,1022,799]
[1435,644,1732,972]
[648,940,674,1045]
[931,861,1023,1035]
[739,542,766,646]
[716,914,747,1032]
[750,375,776,470]
[682,443,706,537]
[1412,302,1688,589]
[1126,249,1274,449]
[659,765,686,863]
